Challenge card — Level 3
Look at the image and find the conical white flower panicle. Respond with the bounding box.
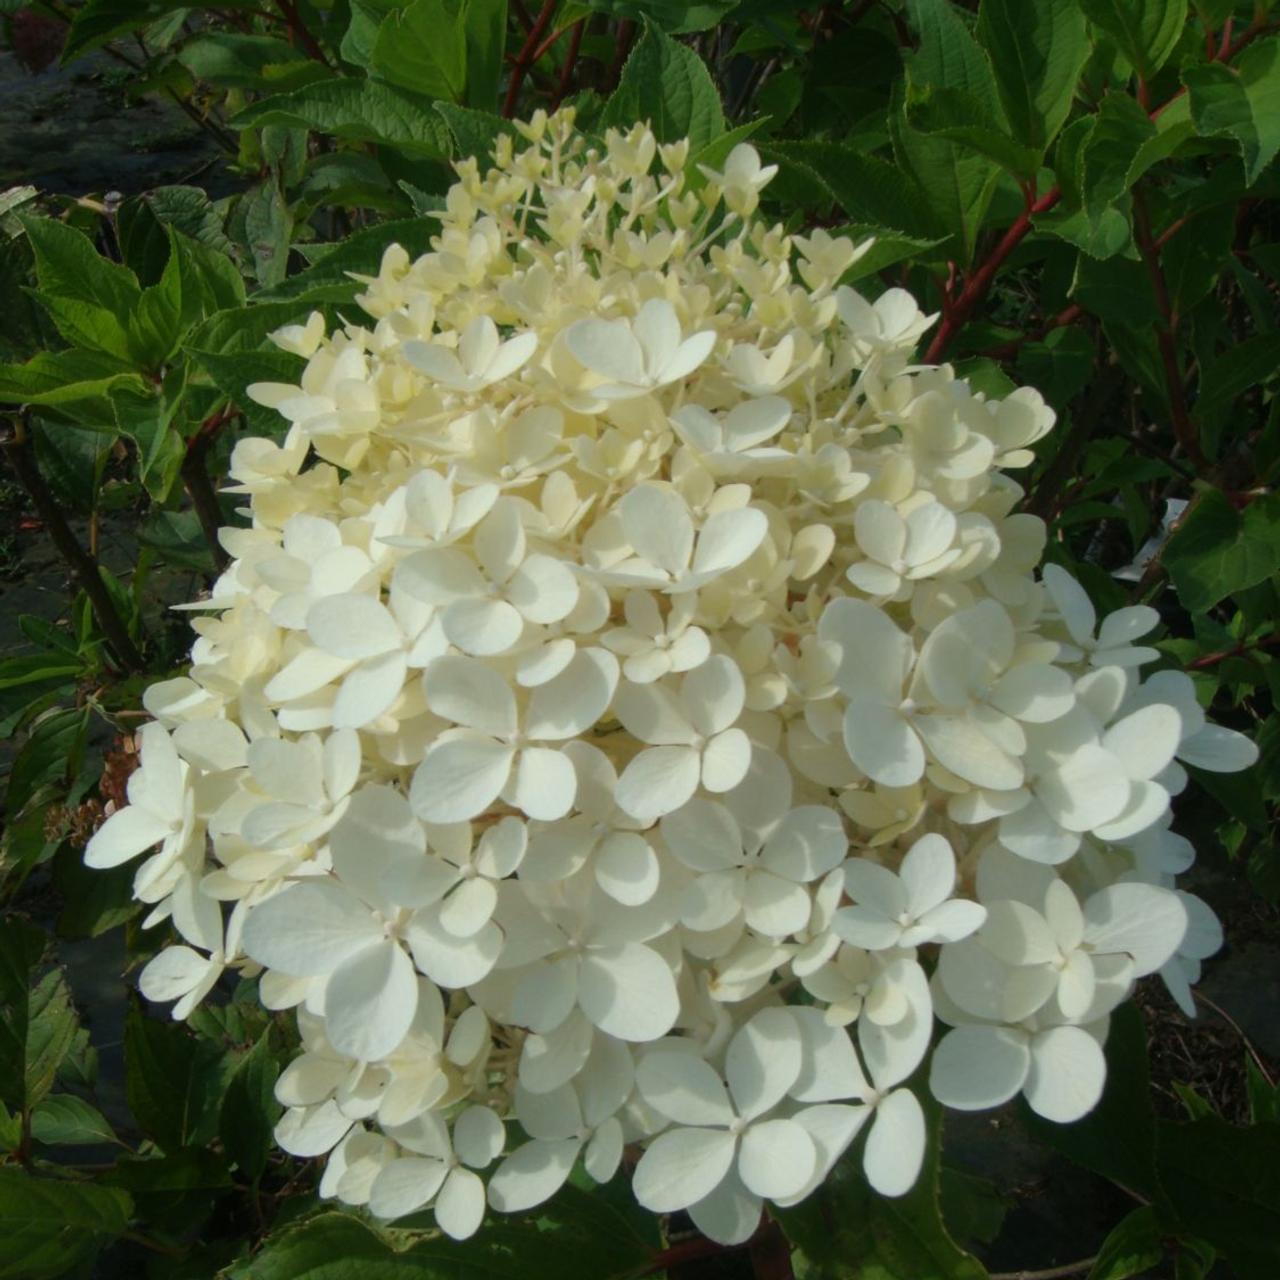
[88,111,1259,1245]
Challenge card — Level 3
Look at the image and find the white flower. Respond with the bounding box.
[566,298,714,400]
[404,315,538,392]
[368,1106,505,1238]
[410,649,618,822]
[846,499,960,598]
[613,656,753,821]
[835,834,986,951]
[601,590,710,684]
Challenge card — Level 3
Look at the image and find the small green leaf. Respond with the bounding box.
[28,295,133,361]
[464,0,507,110]
[124,1006,234,1153]
[1184,36,1280,186]
[1078,0,1188,82]
[62,0,256,61]
[178,32,314,88]
[231,79,452,157]
[435,102,517,164]
[30,1094,117,1147]
[977,0,1089,154]
[1163,490,1280,613]
[1087,1205,1165,1280]
[239,179,293,288]
[600,22,725,153]
[371,0,468,102]
[19,215,140,322]
[219,1032,282,1182]
[1082,91,1154,223]
[906,84,1043,177]
[0,1168,131,1280]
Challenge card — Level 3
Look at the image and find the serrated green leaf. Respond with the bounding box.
[1079,0,1188,82]
[19,215,140,321]
[231,79,452,157]
[1163,490,1280,612]
[1184,36,1280,186]
[219,1032,282,1182]
[62,0,257,61]
[124,1006,233,1153]
[977,0,1089,154]
[435,102,517,163]
[371,0,467,101]
[28,295,132,361]
[178,32,313,88]
[30,1094,117,1147]
[906,84,1043,177]
[0,349,142,410]
[0,1168,131,1280]
[1087,1205,1165,1280]
[1082,91,1154,222]
[600,22,725,153]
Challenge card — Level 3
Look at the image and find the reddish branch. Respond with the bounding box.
[606,19,636,92]
[923,186,1062,363]
[275,0,331,67]
[1188,632,1280,670]
[551,20,585,111]
[182,407,235,573]
[503,0,558,118]
[1133,191,1208,472]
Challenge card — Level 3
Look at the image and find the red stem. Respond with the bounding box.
[503,0,558,117]
[1188,632,1280,670]
[550,20,585,111]
[923,186,1062,362]
[1132,191,1208,472]
[275,0,330,66]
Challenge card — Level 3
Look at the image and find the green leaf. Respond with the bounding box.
[1246,1056,1280,1125]
[1082,91,1155,224]
[1161,202,1234,316]
[571,0,737,33]
[62,0,256,61]
[30,1094,117,1147]
[178,32,314,87]
[219,1031,281,1182]
[6,707,91,819]
[435,102,517,163]
[977,0,1089,154]
[127,239,187,368]
[939,1169,1008,1250]
[1071,254,1157,325]
[906,84,1043,176]
[1087,1205,1165,1280]
[143,186,239,260]
[124,1006,233,1153]
[767,142,940,239]
[29,294,133,361]
[1078,0,1188,82]
[110,383,184,499]
[1158,1116,1280,1280]
[887,88,1003,263]
[909,0,1003,104]
[31,419,111,514]
[252,216,439,304]
[19,215,140,321]
[1184,36,1280,186]
[188,348,302,434]
[239,179,293,288]
[464,0,507,110]
[0,654,80,692]
[600,22,725,153]
[231,79,452,157]
[0,1168,131,1280]
[371,0,467,101]
[52,843,142,939]
[1022,1002,1163,1199]
[1163,490,1280,612]
[0,348,141,411]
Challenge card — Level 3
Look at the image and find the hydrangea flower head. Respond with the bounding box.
[88,112,1258,1245]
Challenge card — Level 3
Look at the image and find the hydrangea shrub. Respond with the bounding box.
[84,111,1258,1245]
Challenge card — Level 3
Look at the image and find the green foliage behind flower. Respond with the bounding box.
[0,1,1277,1278]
